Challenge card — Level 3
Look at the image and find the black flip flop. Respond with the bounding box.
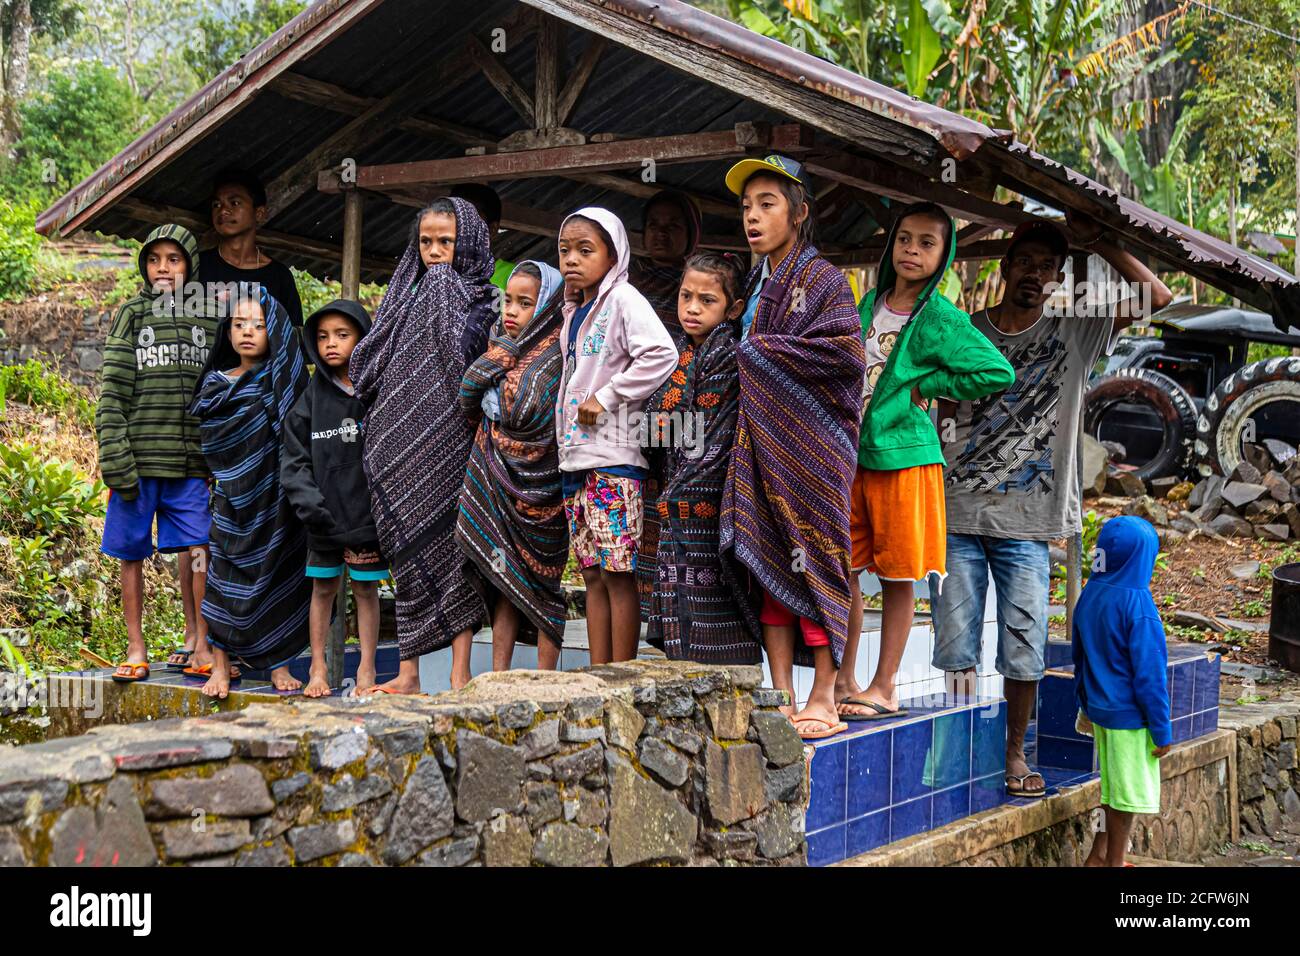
[165,648,193,671]
[1006,771,1047,798]
[838,695,909,722]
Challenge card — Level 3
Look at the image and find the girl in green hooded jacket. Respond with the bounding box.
[837,202,1014,721]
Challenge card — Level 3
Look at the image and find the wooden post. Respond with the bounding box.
[341,189,363,298]
[326,188,364,688]
[1065,250,1088,640]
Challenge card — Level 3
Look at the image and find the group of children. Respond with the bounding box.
[96,159,1173,865]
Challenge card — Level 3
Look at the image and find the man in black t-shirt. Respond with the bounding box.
[199,168,304,327]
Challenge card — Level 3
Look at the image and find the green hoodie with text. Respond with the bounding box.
[95,224,218,499]
[856,208,1015,471]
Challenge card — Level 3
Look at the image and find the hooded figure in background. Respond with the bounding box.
[456,261,569,653]
[190,287,310,682]
[349,197,495,682]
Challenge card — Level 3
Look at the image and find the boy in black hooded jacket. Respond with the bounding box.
[281,299,387,696]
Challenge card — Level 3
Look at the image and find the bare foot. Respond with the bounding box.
[191,644,214,672]
[358,672,422,696]
[302,669,331,699]
[271,667,302,692]
[201,671,230,699]
[838,688,897,719]
[353,666,376,696]
[790,704,845,739]
[1005,752,1045,796]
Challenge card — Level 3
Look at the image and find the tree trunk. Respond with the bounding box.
[1099,0,1197,199]
[1,0,35,153]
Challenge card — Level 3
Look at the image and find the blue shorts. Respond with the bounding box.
[101,477,211,562]
[930,533,1049,682]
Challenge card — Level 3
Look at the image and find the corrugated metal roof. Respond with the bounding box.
[34,0,1300,328]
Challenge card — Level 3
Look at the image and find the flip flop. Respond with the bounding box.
[838,695,908,721]
[357,685,427,697]
[792,715,848,740]
[182,663,243,682]
[1006,771,1047,798]
[111,662,150,683]
[165,648,193,670]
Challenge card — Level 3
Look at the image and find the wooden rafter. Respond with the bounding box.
[534,16,560,128]
[956,221,1000,245]
[556,35,606,125]
[116,197,392,273]
[466,33,535,123]
[263,9,538,219]
[567,171,736,217]
[803,151,1033,230]
[826,237,1012,267]
[318,123,811,193]
[271,72,497,148]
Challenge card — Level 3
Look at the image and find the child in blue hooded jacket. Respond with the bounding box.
[1072,515,1172,867]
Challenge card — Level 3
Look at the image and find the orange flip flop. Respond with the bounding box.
[357,685,427,697]
[792,715,847,740]
[111,662,150,683]
[182,663,242,681]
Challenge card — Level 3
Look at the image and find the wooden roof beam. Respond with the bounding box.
[565,171,736,217]
[270,72,498,148]
[466,33,535,124]
[556,35,606,125]
[827,237,1012,267]
[317,122,812,192]
[116,197,393,274]
[803,150,1033,229]
[263,8,540,219]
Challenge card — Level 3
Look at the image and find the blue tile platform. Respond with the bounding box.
[806,693,1007,866]
[1034,642,1221,771]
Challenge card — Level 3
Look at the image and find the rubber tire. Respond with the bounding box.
[1084,368,1197,481]
[1194,355,1300,477]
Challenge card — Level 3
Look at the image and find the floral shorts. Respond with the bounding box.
[565,471,643,572]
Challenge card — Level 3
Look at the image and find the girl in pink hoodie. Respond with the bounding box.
[556,207,679,664]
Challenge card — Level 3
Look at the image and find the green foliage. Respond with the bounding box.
[1247,342,1294,365]
[293,268,386,319]
[0,197,42,301]
[0,359,96,427]
[5,61,141,205]
[1236,599,1270,618]
[185,0,307,84]
[0,442,105,540]
[1094,112,1193,219]
[901,0,945,97]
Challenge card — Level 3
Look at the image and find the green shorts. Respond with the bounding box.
[1096,724,1161,814]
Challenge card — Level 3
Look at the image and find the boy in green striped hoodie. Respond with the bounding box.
[97,224,218,682]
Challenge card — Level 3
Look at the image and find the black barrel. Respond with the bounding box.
[1269,563,1300,673]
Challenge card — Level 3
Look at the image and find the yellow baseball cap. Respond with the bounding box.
[724,154,805,196]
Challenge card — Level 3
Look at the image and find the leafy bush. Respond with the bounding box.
[0,359,96,428]
[0,442,106,540]
[0,198,42,301]
[6,62,140,206]
[294,268,386,319]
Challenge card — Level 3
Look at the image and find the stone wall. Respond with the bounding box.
[0,301,109,387]
[0,661,809,867]
[1219,698,1300,840]
[838,728,1237,867]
